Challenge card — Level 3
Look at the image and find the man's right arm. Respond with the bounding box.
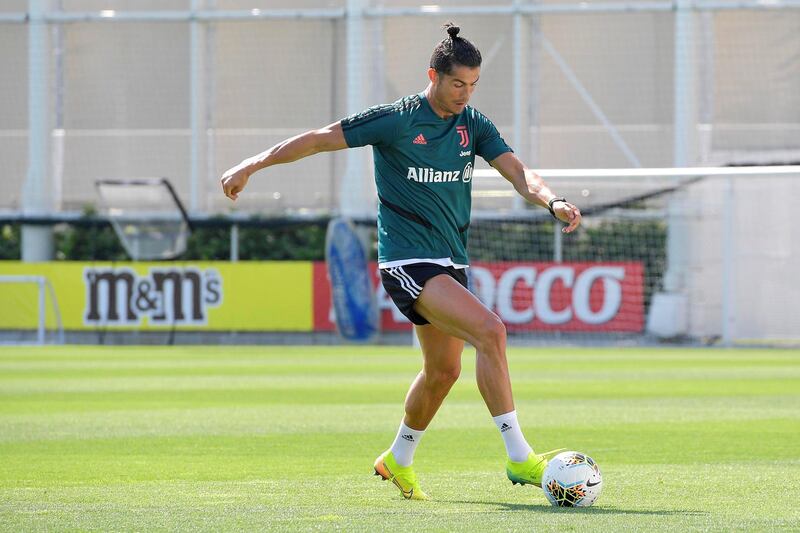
[221,121,347,201]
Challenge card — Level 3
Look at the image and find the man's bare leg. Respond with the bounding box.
[377,273,550,498]
[386,324,463,469]
[413,274,514,416]
[375,318,465,499]
[411,274,559,487]
[402,324,464,430]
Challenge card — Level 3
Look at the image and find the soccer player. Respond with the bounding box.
[221,23,582,501]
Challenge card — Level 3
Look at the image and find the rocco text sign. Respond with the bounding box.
[313,261,644,332]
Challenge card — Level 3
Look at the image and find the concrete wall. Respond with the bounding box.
[684,174,800,341]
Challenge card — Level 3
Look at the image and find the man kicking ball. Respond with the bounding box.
[221,22,582,500]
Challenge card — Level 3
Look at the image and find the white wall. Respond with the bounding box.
[685,174,800,341]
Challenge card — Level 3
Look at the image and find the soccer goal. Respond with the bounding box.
[0,275,64,345]
[95,178,192,261]
[466,165,800,346]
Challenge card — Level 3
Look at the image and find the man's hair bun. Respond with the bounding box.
[431,22,480,74]
[444,23,460,39]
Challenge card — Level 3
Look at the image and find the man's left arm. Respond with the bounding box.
[489,151,582,234]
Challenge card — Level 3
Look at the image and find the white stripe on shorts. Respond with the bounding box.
[395,266,424,294]
[386,268,419,298]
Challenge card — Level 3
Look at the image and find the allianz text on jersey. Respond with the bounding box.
[406,162,473,183]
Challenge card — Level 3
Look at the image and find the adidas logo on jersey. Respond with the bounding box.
[412,133,427,145]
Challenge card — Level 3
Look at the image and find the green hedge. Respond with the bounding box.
[0,225,20,260]
[0,219,328,261]
[1,216,666,313]
[0,218,665,278]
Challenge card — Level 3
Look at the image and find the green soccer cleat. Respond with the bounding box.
[506,449,566,488]
[373,450,428,500]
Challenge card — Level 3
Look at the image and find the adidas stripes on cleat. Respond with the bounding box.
[373,450,428,500]
[506,449,566,488]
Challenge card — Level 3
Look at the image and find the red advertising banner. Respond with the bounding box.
[313,261,644,333]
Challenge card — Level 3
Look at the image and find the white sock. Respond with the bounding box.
[493,410,533,463]
[389,421,425,467]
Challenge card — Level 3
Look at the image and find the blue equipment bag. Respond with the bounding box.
[325,218,379,342]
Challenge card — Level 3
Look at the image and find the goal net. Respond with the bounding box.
[467,166,800,346]
[95,178,192,261]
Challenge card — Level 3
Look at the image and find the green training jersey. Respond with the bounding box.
[340,93,512,268]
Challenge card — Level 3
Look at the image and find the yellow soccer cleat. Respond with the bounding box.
[506,449,566,488]
[373,450,428,500]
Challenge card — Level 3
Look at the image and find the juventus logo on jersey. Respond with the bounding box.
[456,125,469,148]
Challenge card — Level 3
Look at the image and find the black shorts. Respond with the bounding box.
[380,263,469,326]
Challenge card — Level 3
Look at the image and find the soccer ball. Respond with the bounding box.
[542,451,603,507]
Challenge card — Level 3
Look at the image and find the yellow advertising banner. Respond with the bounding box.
[0,262,313,331]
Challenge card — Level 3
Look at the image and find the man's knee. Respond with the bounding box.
[427,363,461,390]
[476,314,506,353]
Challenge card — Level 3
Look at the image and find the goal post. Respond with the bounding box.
[0,275,64,345]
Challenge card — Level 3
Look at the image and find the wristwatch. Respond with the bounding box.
[547,197,567,219]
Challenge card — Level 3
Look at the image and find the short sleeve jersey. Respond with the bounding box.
[340,93,512,268]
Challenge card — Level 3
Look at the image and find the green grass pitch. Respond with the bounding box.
[1,345,799,531]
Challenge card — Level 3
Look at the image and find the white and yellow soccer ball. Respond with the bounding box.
[542,451,603,507]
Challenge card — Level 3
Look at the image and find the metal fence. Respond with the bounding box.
[2,0,799,220]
